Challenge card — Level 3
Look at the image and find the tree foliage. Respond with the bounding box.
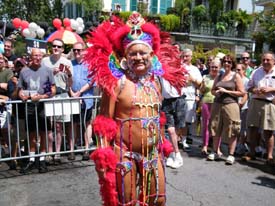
[254,5,275,51]
[209,0,223,24]
[0,0,63,22]
[160,14,180,31]
[174,0,191,32]
[71,0,103,14]
[192,4,207,27]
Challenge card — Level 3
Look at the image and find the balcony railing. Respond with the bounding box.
[255,0,275,6]
[190,24,252,39]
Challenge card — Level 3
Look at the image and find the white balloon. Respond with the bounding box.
[70,19,78,30]
[22,28,31,38]
[76,26,84,34]
[29,22,38,32]
[30,31,37,38]
[76,17,84,25]
[36,27,45,38]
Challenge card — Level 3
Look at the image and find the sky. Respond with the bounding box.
[238,0,264,13]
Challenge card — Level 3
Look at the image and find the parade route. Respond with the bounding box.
[0,137,274,206]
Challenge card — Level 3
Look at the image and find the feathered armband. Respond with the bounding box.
[93,115,118,144]
[91,115,119,206]
[158,112,173,157]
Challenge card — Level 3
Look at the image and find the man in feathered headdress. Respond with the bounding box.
[85,12,186,206]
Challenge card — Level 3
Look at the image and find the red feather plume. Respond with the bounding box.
[93,115,118,142]
[91,147,118,206]
[84,17,125,97]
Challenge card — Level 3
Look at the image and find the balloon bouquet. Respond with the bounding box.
[11,17,85,40]
[12,18,45,39]
[52,17,85,34]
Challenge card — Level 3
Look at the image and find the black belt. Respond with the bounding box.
[254,98,272,103]
[165,94,186,101]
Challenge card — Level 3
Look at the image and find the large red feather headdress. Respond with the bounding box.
[84,12,187,97]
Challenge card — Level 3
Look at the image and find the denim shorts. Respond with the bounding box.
[161,95,186,129]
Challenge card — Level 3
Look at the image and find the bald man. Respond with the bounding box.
[18,48,56,174]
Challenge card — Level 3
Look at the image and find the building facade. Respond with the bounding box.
[63,0,175,18]
[111,0,174,14]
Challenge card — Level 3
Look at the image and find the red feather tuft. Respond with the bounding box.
[159,112,166,127]
[160,31,172,44]
[158,42,187,94]
[91,147,118,206]
[111,25,131,57]
[93,115,118,142]
[159,138,174,158]
[84,17,125,97]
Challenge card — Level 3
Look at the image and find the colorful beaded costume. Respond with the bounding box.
[85,12,186,206]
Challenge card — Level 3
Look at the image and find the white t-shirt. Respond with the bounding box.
[161,77,181,98]
[41,56,73,91]
[181,64,202,100]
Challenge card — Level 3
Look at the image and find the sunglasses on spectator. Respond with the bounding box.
[223,60,232,64]
[242,57,249,60]
[73,49,83,52]
[52,45,62,48]
[210,66,219,69]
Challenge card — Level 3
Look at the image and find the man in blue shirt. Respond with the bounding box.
[68,42,95,160]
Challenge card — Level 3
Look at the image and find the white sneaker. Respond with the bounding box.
[182,139,191,151]
[207,152,215,161]
[171,152,183,169]
[207,152,222,161]
[166,152,175,168]
[226,155,235,165]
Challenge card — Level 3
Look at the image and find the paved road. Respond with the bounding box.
[0,137,275,206]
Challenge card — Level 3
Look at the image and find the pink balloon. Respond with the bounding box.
[12,18,22,29]
[63,18,71,27]
[53,18,62,30]
[65,26,72,31]
[21,20,29,30]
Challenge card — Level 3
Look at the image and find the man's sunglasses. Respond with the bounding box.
[52,45,62,48]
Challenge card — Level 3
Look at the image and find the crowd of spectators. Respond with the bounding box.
[161,40,275,170]
[0,35,274,174]
[0,38,97,173]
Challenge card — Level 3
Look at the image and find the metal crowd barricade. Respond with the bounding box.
[0,95,101,163]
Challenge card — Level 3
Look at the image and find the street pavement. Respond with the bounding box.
[0,137,275,206]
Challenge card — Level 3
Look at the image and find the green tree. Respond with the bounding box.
[71,0,103,20]
[235,9,253,38]
[254,5,275,51]
[215,21,227,34]
[192,4,207,27]
[209,0,223,24]
[174,0,191,32]
[0,0,63,22]
[160,14,180,31]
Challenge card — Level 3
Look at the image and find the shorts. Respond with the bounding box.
[25,102,52,132]
[0,103,12,129]
[53,93,71,123]
[210,102,241,141]
[184,100,197,123]
[247,98,275,130]
[162,95,186,129]
[26,115,51,133]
